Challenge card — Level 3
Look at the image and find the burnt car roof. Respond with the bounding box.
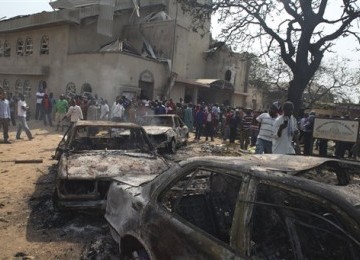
[178,154,354,173]
[73,120,142,128]
[169,155,360,206]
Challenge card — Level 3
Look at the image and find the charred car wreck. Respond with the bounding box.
[53,120,169,211]
[105,154,360,259]
[139,114,188,154]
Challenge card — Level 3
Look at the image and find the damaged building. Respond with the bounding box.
[0,0,251,112]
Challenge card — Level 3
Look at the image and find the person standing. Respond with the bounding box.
[183,104,194,133]
[272,101,299,154]
[204,107,214,141]
[0,88,12,143]
[16,93,34,141]
[42,93,53,127]
[194,106,205,141]
[303,111,316,155]
[255,102,280,154]
[87,100,98,120]
[112,99,125,122]
[63,99,83,127]
[35,87,45,120]
[99,99,110,120]
[55,95,68,131]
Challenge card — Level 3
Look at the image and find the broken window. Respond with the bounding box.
[160,168,242,245]
[15,79,23,96]
[24,80,31,98]
[66,82,77,97]
[4,40,10,57]
[16,38,24,56]
[24,37,33,55]
[250,184,360,259]
[40,35,49,55]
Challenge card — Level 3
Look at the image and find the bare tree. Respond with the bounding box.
[249,55,360,109]
[178,0,360,115]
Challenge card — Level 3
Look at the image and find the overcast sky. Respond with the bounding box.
[0,0,53,20]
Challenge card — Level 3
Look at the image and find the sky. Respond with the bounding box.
[0,0,53,20]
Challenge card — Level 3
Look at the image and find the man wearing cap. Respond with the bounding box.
[272,101,299,154]
[255,102,280,154]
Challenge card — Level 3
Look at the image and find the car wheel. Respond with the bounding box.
[168,139,176,154]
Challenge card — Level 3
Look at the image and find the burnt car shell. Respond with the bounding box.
[105,154,360,259]
[53,120,169,211]
[139,114,188,153]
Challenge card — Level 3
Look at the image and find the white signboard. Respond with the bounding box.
[313,118,359,142]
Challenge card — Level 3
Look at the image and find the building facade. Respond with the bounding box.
[0,0,251,112]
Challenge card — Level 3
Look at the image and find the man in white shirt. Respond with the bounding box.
[272,101,299,154]
[100,99,110,120]
[0,88,11,143]
[35,88,45,120]
[64,99,83,126]
[255,101,280,154]
[16,93,34,141]
[112,101,125,122]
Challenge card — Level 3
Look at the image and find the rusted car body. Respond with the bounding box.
[53,120,169,211]
[139,114,188,153]
[105,154,360,259]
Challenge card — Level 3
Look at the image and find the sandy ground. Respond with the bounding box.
[0,120,240,259]
[0,121,95,259]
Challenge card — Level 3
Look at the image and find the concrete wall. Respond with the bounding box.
[61,52,168,103]
[0,24,70,111]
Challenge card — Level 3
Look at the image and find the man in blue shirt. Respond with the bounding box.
[0,87,11,144]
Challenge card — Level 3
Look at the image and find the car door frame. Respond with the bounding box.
[143,162,249,259]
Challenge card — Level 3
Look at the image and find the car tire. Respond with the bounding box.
[168,139,176,154]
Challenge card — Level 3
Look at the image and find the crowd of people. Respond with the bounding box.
[0,85,357,158]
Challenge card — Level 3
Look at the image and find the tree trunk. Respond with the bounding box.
[288,78,307,117]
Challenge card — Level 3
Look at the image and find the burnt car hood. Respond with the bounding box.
[142,126,172,135]
[60,151,168,179]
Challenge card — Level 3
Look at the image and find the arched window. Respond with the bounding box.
[66,82,77,97]
[40,35,49,55]
[81,83,92,93]
[24,80,31,98]
[16,38,24,56]
[225,70,232,81]
[25,37,33,55]
[4,40,10,57]
[3,79,10,92]
[0,41,3,57]
[15,79,23,96]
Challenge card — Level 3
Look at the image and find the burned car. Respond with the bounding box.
[53,120,169,211]
[106,154,360,259]
[139,114,188,153]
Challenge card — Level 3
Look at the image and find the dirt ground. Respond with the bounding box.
[0,120,241,259]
